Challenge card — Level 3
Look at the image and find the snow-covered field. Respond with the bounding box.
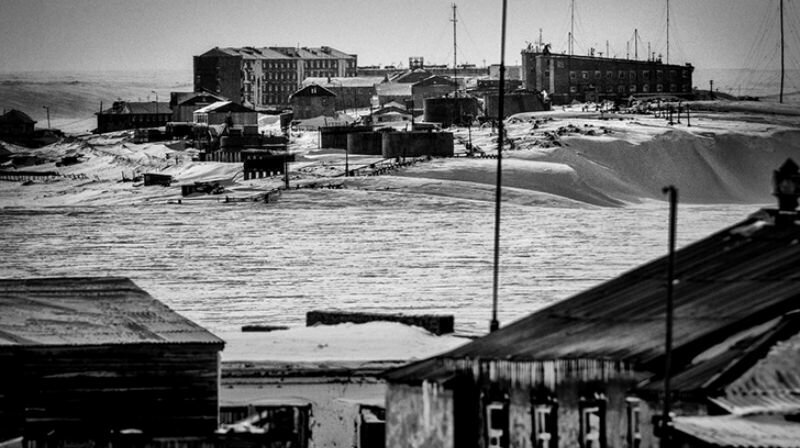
[4,77,800,360]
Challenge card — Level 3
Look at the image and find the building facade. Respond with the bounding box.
[95,101,172,134]
[302,77,384,111]
[289,85,336,119]
[194,46,357,110]
[522,48,694,104]
[0,109,36,140]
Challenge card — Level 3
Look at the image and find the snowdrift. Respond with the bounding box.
[401,128,800,206]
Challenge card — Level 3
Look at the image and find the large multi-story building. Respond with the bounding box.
[521,46,694,104]
[194,46,357,110]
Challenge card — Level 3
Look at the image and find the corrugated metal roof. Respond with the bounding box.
[388,209,800,382]
[376,82,413,97]
[641,314,800,394]
[710,394,800,416]
[674,414,800,448]
[0,277,224,346]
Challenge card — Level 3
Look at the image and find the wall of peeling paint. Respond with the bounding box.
[386,382,454,448]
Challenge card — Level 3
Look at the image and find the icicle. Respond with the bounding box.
[422,380,431,431]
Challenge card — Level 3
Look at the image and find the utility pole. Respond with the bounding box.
[452,3,458,97]
[491,0,509,333]
[666,0,670,64]
[42,106,50,129]
[606,40,609,58]
[627,41,630,60]
[635,29,639,60]
[659,185,678,448]
[780,0,785,103]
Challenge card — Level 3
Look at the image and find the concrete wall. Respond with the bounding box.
[423,97,480,127]
[386,383,454,448]
[509,388,534,448]
[306,310,454,335]
[347,131,383,155]
[320,125,372,149]
[381,131,454,158]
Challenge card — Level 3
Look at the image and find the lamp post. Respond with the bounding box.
[42,105,51,129]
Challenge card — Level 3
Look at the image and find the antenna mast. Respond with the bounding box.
[452,3,458,96]
[570,0,575,55]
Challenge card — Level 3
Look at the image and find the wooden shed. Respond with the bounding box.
[0,277,225,446]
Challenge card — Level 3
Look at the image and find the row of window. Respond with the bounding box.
[566,69,689,81]
[568,83,690,94]
[262,61,295,70]
[526,396,641,448]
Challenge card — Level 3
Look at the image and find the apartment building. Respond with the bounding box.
[194,46,357,110]
[522,46,694,104]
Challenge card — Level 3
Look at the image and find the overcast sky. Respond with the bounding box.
[0,0,793,74]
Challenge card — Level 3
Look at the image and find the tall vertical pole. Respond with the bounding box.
[660,185,678,448]
[780,0,785,103]
[606,40,609,58]
[491,0,508,333]
[666,0,670,64]
[570,0,575,56]
[635,29,639,60]
[452,3,458,97]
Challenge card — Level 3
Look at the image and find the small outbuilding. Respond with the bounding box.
[0,277,225,446]
[0,110,36,140]
[193,101,258,134]
[289,85,336,119]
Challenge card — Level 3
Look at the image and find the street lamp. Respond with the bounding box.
[42,105,51,129]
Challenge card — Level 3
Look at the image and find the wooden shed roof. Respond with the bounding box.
[0,277,224,347]
[387,208,800,383]
[0,109,36,125]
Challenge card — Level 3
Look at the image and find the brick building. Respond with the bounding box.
[194,46,357,110]
[522,47,694,104]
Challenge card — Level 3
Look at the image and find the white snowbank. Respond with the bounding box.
[219,321,468,362]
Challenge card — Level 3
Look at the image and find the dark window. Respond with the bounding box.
[569,71,577,80]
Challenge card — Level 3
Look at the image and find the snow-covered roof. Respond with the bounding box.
[193,101,256,114]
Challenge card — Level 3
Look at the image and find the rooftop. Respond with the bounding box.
[0,277,224,346]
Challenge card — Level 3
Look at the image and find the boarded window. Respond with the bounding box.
[626,398,642,448]
[579,395,606,448]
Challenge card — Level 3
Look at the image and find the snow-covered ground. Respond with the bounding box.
[2,105,799,358]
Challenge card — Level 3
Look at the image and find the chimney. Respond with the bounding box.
[772,158,800,225]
